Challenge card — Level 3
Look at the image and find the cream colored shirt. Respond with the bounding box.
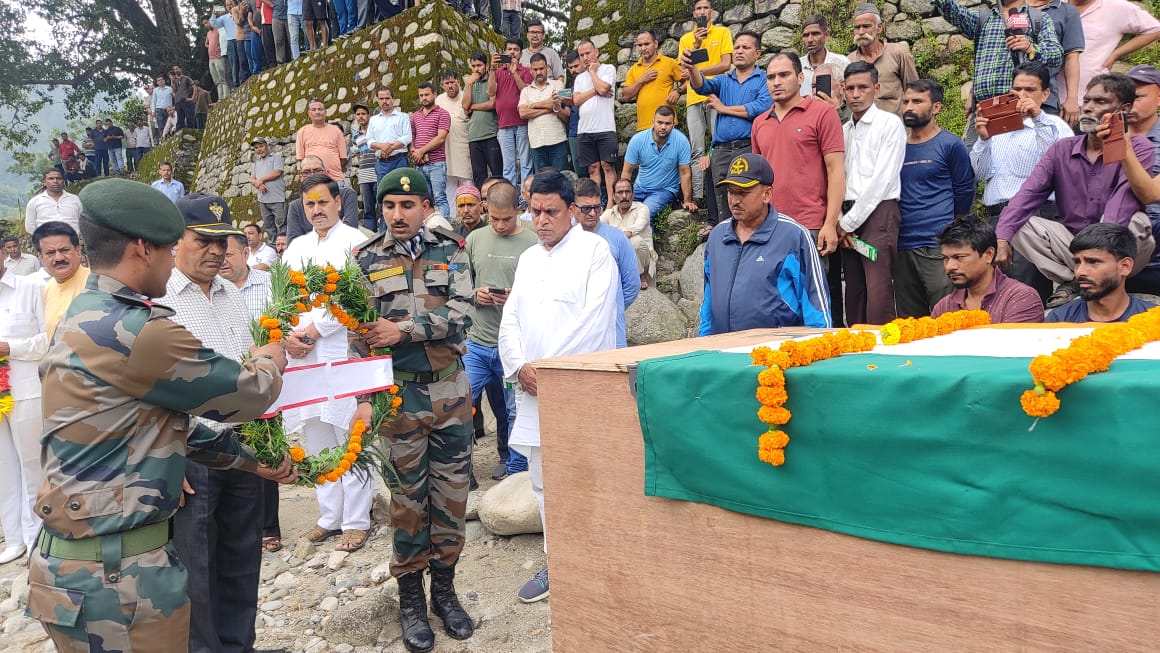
[519,79,568,149]
[436,91,474,180]
[44,266,90,339]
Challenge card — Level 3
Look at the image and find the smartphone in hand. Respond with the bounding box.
[498,54,513,64]
[695,15,708,29]
[487,287,508,295]
[689,48,710,65]
[1103,111,1128,163]
[815,74,832,98]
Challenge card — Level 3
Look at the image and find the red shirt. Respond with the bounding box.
[751,96,845,230]
[410,105,451,164]
[494,65,532,129]
[931,266,1044,323]
[59,140,80,160]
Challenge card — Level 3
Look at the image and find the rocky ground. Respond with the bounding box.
[0,431,554,653]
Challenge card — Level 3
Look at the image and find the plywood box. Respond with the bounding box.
[535,329,1160,652]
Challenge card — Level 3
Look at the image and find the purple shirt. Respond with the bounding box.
[995,134,1155,242]
[930,266,1044,323]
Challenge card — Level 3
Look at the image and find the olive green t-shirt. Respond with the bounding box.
[465,225,539,346]
[467,78,499,142]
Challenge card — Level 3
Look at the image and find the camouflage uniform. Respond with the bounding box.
[356,226,476,577]
[28,273,283,651]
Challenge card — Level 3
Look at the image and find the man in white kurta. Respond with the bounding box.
[498,171,619,603]
[280,175,373,550]
[0,263,47,561]
[436,73,474,208]
[600,179,657,287]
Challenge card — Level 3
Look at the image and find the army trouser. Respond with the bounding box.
[384,368,473,577]
[28,543,190,652]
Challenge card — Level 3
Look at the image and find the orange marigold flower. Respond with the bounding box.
[289,446,306,463]
[299,288,309,296]
[756,367,785,388]
[750,346,773,367]
[343,452,357,463]
[325,471,340,482]
[757,405,791,425]
[295,302,308,312]
[316,475,327,484]
[389,385,399,394]
[269,329,283,341]
[289,315,300,327]
[326,272,340,283]
[391,396,403,409]
[760,429,790,449]
[324,283,337,293]
[317,294,330,303]
[756,385,788,407]
[759,445,786,467]
[1020,388,1060,418]
[349,443,362,454]
[338,460,351,472]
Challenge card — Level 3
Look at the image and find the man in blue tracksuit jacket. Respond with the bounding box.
[698,153,832,335]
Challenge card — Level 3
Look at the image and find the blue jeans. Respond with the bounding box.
[463,338,526,473]
[93,150,109,176]
[498,125,532,187]
[500,9,521,40]
[635,186,679,221]
[374,154,407,185]
[333,0,357,34]
[287,14,304,59]
[231,39,250,84]
[532,141,569,173]
[248,32,264,75]
[108,147,124,173]
[360,180,379,231]
[418,160,449,220]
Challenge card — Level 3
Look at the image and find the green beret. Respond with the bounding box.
[377,167,431,203]
[79,179,185,244]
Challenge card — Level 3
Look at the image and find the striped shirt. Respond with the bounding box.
[410,105,451,164]
[236,267,272,320]
[971,112,1073,207]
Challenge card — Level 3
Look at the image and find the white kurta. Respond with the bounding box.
[280,222,367,431]
[435,91,473,181]
[498,225,619,449]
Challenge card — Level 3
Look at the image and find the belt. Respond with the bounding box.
[985,202,1007,218]
[37,520,171,561]
[718,138,751,148]
[393,360,463,384]
[385,152,407,161]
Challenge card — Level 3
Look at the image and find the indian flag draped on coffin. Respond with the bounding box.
[635,327,1160,572]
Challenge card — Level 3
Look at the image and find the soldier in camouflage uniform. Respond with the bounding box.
[352,167,475,653]
[27,178,293,652]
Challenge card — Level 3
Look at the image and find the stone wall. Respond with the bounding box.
[193,2,503,224]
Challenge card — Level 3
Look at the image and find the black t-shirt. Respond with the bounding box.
[104,126,125,147]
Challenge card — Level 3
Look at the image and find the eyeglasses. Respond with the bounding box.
[577,204,604,214]
[528,29,544,34]
[456,200,479,208]
[300,169,324,175]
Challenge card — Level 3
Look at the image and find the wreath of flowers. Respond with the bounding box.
[750,310,992,468]
[1020,306,1160,419]
[0,357,12,423]
[241,257,398,486]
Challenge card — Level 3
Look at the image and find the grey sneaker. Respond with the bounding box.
[517,566,549,603]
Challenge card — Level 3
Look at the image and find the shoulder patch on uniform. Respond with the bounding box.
[354,231,387,252]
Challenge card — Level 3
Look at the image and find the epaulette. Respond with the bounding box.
[111,291,176,319]
[431,226,467,248]
[353,231,387,255]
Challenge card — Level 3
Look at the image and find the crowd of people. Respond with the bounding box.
[7,0,1160,650]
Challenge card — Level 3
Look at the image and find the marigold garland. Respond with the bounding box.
[1021,306,1160,418]
[750,310,992,468]
[0,357,12,424]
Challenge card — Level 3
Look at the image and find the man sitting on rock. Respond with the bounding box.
[1047,223,1156,322]
[601,178,657,290]
[620,106,698,223]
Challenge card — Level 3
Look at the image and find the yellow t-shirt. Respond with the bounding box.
[679,25,735,106]
[625,55,683,132]
[45,265,90,339]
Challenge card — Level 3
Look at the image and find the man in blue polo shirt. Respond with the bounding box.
[699,154,832,334]
[621,106,699,222]
[682,30,772,225]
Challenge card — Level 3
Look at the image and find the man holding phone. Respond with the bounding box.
[800,15,850,100]
[463,181,537,480]
[679,0,734,212]
[996,73,1156,307]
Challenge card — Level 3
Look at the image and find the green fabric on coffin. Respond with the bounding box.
[636,350,1160,572]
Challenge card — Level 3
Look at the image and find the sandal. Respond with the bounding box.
[335,529,368,552]
[261,536,283,553]
[300,526,342,544]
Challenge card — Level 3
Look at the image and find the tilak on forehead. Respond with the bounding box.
[307,192,322,201]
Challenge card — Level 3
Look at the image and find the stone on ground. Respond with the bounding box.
[478,472,543,536]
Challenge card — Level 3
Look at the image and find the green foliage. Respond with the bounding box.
[912,31,974,139]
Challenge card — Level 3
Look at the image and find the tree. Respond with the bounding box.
[2,0,208,152]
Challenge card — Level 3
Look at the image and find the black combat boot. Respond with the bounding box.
[397,571,435,652]
[429,565,474,640]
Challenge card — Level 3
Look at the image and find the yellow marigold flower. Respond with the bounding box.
[388,385,399,394]
[750,346,773,367]
[760,429,790,449]
[349,443,362,454]
[391,396,403,409]
[343,452,357,464]
[326,272,340,283]
[289,446,306,463]
[759,445,786,467]
[880,323,901,345]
